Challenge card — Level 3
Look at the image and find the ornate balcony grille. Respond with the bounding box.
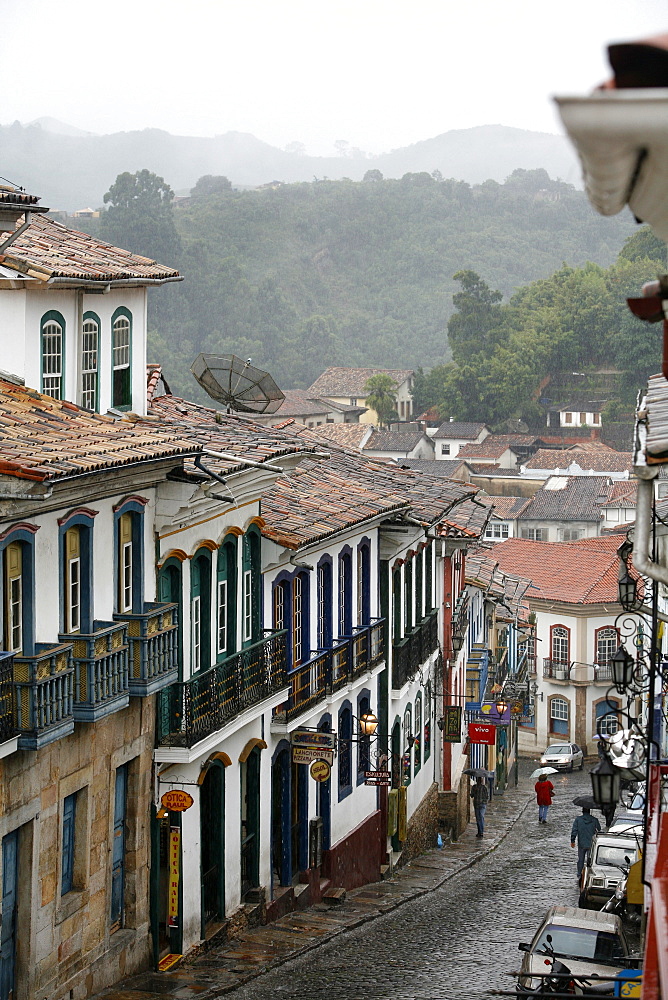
[114,602,178,696]
[13,642,74,749]
[60,620,129,722]
[158,630,287,748]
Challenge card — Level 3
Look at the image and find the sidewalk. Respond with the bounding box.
[94,778,532,1000]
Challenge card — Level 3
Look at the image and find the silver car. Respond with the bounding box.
[540,742,584,772]
[579,831,640,909]
[517,905,633,995]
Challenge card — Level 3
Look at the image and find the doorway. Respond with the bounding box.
[240,747,261,899]
[200,763,225,933]
[1,829,18,1000]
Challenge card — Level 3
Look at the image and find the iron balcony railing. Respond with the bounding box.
[13,642,75,749]
[0,651,14,743]
[451,591,470,637]
[114,602,179,697]
[542,658,614,684]
[60,620,129,722]
[275,619,385,723]
[158,629,287,748]
[392,608,439,690]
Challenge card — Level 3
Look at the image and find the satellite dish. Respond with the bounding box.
[190,354,285,414]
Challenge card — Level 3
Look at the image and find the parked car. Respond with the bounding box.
[517,905,635,994]
[607,812,643,838]
[579,832,640,909]
[539,742,584,771]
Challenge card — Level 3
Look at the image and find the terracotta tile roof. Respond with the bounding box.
[149,394,320,476]
[0,214,181,283]
[483,535,636,604]
[363,428,429,453]
[438,497,491,539]
[465,554,497,591]
[300,422,372,449]
[599,481,637,508]
[489,496,532,519]
[0,380,198,482]
[398,458,469,478]
[146,364,172,403]
[520,476,611,522]
[458,440,520,461]
[638,373,668,465]
[307,367,414,397]
[433,421,487,440]
[524,449,631,473]
[261,435,475,547]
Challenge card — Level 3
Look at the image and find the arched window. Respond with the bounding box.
[316,557,332,649]
[60,513,95,635]
[338,702,352,799]
[596,698,620,737]
[1,526,38,656]
[404,558,413,632]
[402,704,412,785]
[338,549,352,638]
[550,625,570,663]
[115,502,146,615]
[425,541,433,611]
[415,551,423,623]
[41,311,65,399]
[414,692,422,775]
[292,572,309,666]
[424,681,432,760]
[111,307,132,410]
[81,312,100,411]
[191,548,212,674]
[595,627,619,666]
[357,540,371,626]
[357,691,371,782]
[550,696,569,737]
[392,567,402,644]
[217,535,237,659]
[242,528,261,646]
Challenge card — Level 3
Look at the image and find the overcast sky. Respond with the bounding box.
[2,0,667,156]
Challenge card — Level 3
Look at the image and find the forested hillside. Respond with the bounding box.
[133,168,637,399]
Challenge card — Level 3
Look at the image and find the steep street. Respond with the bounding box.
[226,761,590,1000]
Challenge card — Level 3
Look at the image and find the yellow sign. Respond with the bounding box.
[310,759,331,782]
[626,856,644,905]
[161,789,194,812]
[168,828,180,927]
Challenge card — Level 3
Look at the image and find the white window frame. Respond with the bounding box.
[8,575,22,652]
[81,318,99,411]
[120,541,132,614]
[293,574,303,664]
[192,594,201,667]
[551,627,569,663]
[550,697,569,722]
[243,569,252,643]
[42,319,63,398]
[217,579,228,655]
[67,556,81,633]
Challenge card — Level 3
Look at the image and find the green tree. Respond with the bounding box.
[190,175,233,200]
[364,373,398,427]
[447,270,505,365]
[101,169,181,263]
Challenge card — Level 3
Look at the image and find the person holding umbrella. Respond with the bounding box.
[571,799,601,881]
[535,772,555,824]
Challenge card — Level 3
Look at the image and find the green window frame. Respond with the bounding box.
[40,310,66,399]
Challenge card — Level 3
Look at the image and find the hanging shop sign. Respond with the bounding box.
[292,746,334,765]
[291,729,337,751]
[442,705,462,743]
[168,827,180,928]
[310,759,331,783]
[364,769,391,786]
[480,702,511,724]
[468,722,496,745]
[510,700,525,716]
[161,789,194,812]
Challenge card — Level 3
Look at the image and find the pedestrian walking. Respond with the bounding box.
[535,773,555,824]
[571,807,601,881]
[471,775,489,838]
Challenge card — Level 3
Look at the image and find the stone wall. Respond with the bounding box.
[0,697,156,1000]
[438,773,470,839]
[400,781,439,864]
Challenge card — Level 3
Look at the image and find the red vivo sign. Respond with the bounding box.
[468,722,496,745]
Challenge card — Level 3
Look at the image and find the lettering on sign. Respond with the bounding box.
[364,771,391,779]
[292,746,334,765]
[291,729,337,750]
[310,759,331,783]
[168,827,180,927]
[364,779,391,786]
[161,789,194,812]
[442,705,462,743]
[467,722,496,745]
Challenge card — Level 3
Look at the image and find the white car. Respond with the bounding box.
[540,742,584,772]
[517,905,635,995]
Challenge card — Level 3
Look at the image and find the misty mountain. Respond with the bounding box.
[0,120,580,210]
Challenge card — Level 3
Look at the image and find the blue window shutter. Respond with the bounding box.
[61,793,76,894]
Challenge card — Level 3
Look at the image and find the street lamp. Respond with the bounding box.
[495,698,508,718]
[610,646,634,694]
[617,541,638,611]
[590,755,621,812]
[451,633,464,654]
[359,711,379,737]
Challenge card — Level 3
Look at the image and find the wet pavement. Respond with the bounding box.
[95,759,594,1000]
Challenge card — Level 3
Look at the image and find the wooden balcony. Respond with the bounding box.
[274,619,385,724]
[158,630,287,748]
[114,602,179,696]
[61,620,129,722]
[13,642,74,749]
[392,608,439,690]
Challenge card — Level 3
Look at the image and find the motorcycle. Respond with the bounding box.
[517,935,615,996]
[600,858,641,926]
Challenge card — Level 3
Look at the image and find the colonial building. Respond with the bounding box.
[306,367,415,425]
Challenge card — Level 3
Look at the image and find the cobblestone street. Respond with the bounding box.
[226,761,590,1000]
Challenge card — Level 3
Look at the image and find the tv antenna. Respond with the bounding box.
[190,354,285,414]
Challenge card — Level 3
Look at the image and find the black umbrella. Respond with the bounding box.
[463,767,494,779]
[572,795,602,810]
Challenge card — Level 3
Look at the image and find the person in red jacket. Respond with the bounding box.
[535,773,555,824]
